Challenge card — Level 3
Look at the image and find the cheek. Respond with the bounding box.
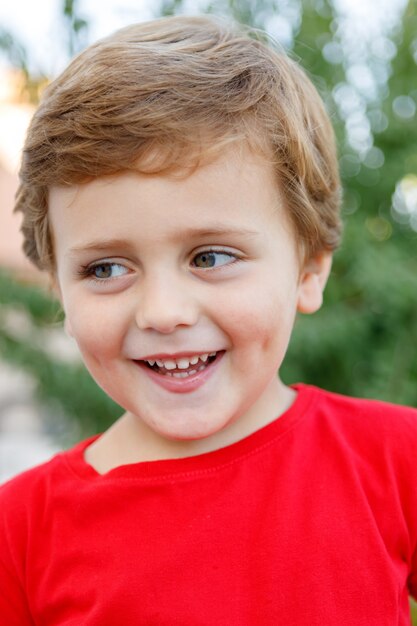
[219,282,297,352]
[64,301,124,361]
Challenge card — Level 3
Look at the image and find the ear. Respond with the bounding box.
[296,252,332,314]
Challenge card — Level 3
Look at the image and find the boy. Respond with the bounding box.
[1,14,416,625]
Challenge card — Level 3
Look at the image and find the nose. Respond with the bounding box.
[134,274,199,334]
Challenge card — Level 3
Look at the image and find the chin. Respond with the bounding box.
[152,415,231,443]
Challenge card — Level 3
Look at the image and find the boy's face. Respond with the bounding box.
[49,146,329,443]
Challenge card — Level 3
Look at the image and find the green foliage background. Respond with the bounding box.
[1,0,416,617]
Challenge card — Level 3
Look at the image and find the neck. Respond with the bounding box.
[84,378,296,474]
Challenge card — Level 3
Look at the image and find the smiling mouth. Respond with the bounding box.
[138,352,221,379]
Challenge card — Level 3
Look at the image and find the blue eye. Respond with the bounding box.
[192,250,236,269]
[89,262,128,280]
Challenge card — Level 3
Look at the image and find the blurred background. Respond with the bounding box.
[0,0,416,619]
[0,0,416,469]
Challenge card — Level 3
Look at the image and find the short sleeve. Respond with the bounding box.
[405,411,417,601]
[407,500,417,600]
[0,477,35,625]
[0,553,34,625]
[408,535,417,600]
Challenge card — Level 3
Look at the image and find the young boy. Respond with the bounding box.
[1,14,416,625]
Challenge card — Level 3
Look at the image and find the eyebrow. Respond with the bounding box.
[66,226,259,256]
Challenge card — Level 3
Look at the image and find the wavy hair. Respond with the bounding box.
[15,15,342,271]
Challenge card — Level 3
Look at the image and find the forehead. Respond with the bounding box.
[48,146,293,253]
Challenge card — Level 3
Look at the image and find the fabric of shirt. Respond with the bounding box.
[1,384,417,626]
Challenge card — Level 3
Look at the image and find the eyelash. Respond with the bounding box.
[78,249,242,284]
[191,248,241,270]
[77,262,127,283]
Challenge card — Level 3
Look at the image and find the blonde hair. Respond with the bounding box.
[15,14,342,271]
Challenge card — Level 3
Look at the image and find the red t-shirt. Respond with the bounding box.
[1,384,417,625]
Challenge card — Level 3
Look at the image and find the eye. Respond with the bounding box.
[83,262,129,280]
[192,250,237,269]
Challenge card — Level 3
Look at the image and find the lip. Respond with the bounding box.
[139,350,219,361]
[133,351,224,394]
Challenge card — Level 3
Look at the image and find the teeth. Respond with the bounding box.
[177,358,191,370]
[146,352,217,369]
[167,365,205,378]
[172,370,197,378]
[163,360,177,370]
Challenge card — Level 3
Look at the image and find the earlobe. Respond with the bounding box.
[297,252,332,314]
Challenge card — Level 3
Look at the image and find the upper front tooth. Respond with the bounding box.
[163,360,177,370]
[177,358,191,369]
[154,353,215,369]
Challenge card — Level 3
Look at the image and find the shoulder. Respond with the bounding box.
[0,453,64,571]
[0,453,63,522]
[0,436,99,583]
[312,385,417,431]
[0,436,94,520]
[306,385,417,470]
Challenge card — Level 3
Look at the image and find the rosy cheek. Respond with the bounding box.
[66,309,119,356]
[224,288,282,329]
[230,289,294,356]
[223,311,276,361]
